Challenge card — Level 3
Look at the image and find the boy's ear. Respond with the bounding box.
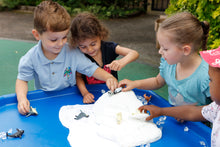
[32,29,40,40]
[182,45,191,56]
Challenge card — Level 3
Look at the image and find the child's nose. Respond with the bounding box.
[58,39,65,47]
[158,47,163,55]
[87,46,93,52]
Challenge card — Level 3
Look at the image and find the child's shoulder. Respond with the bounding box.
[23,42,41,57]
[101,41,118,48]
[199,58,209,70]
[195,58,209,78]
[18,43,41,65]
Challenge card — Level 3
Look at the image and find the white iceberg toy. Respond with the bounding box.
[59,90,162,147]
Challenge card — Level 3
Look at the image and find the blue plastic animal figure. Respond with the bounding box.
[74,110,89,120]
[6,128,24,139]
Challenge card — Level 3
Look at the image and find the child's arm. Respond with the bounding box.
[139,105,206,122]
[93,67,118,91]
[76,72,95,103]
[15,79,30,115]
[106,45,139,71]
[119,73,165,92]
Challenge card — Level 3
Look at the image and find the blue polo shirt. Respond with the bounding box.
[17,41,98,91]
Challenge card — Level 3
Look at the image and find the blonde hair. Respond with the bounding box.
[70,12,109,48]
[159,12,209,51]
[34,1,71,34]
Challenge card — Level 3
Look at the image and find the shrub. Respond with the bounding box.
[0,0,146,19]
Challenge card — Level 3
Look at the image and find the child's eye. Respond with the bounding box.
[79,46,86,49]
[91,43,96,46]
[51,39,57,42]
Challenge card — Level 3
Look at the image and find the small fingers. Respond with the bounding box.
[111,64,120,71]
[118,82,124,88]
[138,106,146,112]
[175,118,185,123]
[106,77,118,92]
[108,61,122,71]
[145,115,153,121]
[139,106,150,114]
[139,106,153,121]
[83,94,95,104]
[110,79,118,92]
[118,81,128,91]
[18,102,30,115]
[83,98,95,103]
[118,79,134,92]
[83,99,95,104]
[121,87,129,92]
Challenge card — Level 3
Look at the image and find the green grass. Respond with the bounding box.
[0,39,35,95]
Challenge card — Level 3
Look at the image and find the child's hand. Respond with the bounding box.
[17,98,30,115]
[83,93,95,103]
[106,60,123,71]
[138,105,162,121]
[118,79,136,92]
[106,77,118,92]
[175,118,185,123]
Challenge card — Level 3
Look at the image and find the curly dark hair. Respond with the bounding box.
[70,12,109,48]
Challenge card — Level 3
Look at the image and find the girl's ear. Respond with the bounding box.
[32,29,40,40]
[182,45,192,56]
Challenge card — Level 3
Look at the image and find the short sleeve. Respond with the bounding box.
[199,59,211,98]
[202,102,219,123]
[101,41,119,65]
[17,55,34,81]
[75,49,98,77]
[159,57,166,78]
[201,78,211,98]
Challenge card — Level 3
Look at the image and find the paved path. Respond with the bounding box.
[0,11,163,67]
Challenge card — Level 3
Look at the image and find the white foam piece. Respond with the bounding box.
[59,90,162,147]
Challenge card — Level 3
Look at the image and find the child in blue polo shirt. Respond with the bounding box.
[16,1,118,115]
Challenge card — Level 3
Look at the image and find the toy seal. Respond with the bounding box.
[6,128,24,138]
[74,110,89,120]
